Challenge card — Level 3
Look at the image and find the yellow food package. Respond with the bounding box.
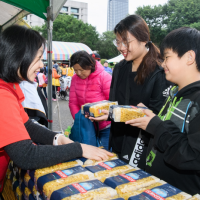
[34,159,83,184]
[188,194,200,200]
[16,186,23,200]
[24,187,32,199]
[103,168,160,197]
[83,152,118,166]
[122,181,192,200]
[36,166,94,199]
[81,100,118,117]
[49,179,118,200]
[85,159,134,182]
[109,105,147,122]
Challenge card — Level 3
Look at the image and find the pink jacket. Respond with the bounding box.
[69,61,112,130]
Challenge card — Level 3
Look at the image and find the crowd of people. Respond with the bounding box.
[35,61,75,101]
[1,13,200,198]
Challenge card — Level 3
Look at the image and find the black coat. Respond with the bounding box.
[109,60,172,169]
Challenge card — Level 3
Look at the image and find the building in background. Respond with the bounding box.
[24,0,88,27]
[107,0,129,31]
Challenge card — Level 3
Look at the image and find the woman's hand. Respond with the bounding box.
[86,110,109,122]
[137,103,147,108]
[125,109,155,130]
[57,135,74,145]
[81,144,113,161]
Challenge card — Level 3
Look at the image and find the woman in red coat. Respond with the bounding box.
[0,25,112,195]
[69,51,112,150]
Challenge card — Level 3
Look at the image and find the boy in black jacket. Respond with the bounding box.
[126,27,200,195]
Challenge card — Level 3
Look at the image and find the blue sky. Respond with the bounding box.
[70,0,168,34]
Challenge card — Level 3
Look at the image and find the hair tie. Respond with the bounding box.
[145,41,152,48]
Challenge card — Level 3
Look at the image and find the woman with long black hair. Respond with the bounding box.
[90,15,171,170]
[0,25,112,196]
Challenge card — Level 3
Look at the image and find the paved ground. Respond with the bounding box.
[52,99,74,132]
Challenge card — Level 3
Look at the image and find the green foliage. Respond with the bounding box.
[32,15,119,59]
[33,14,99,51]
[97,31,119,59]
[136,5,167,45]
[101,59,107,65]
[136,0,200,46]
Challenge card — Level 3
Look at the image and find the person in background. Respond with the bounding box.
[69,51,112,150]
[67,66,75,77]
[43,63,47,75]
[90,15,171,170]
[52,66,61,101]
[0,25,113,196]
[53,61,58,71]
[57,62,62,76]
[90,53,101,62]
[38,68,47,99]
[61,64,67,77]
[20,81,48,127]
[103,61,112,75]
[45,64,48,77]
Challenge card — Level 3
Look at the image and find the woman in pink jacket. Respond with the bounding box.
[69,51,112,150]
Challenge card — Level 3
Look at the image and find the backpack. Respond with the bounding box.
[69,110,101,147]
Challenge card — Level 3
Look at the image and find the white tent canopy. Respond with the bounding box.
[107,54,124,63]
[0,1,29,31]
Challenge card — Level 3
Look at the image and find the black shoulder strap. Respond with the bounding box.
[183,90,200,133]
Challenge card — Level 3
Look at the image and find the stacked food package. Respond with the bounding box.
[2,115,198,200]
[81,100,118,117]
[3,153,197,200]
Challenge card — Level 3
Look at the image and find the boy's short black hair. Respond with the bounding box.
[40,68,44,73]
[0,25,46,83]
[70,50,96,73]
[160,27,200,71]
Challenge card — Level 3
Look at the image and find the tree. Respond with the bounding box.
[97,31,119,59]
[136,5,167,46]
[135,0,200,46]
[33,14,100,51]
[33,15,119,59]
[166,0,200,32]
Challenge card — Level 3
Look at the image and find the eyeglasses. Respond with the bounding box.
[113,39,135,48]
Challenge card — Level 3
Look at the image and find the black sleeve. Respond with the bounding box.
[109,67,115,101]
[24,119,56,145]
[146,114,200,170]
[148,71,172,114]
[4,140,83,170]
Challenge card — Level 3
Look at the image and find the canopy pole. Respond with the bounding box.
[47,2,53,130]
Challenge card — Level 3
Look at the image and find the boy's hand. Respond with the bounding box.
[125,109,155,130]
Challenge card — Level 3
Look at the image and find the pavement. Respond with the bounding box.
[52,98,74,132]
